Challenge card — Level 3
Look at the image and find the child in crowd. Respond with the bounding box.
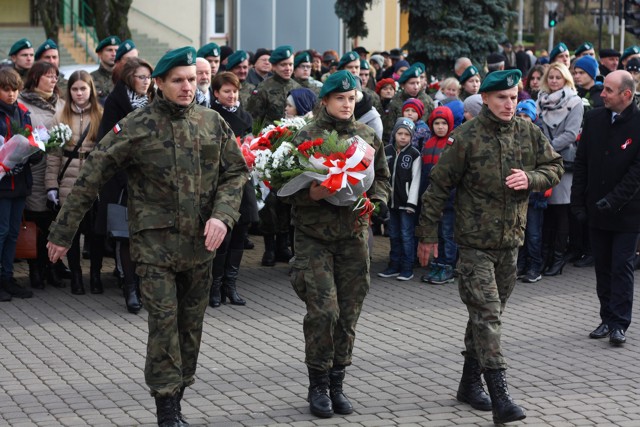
[515,99,549,283]
[463,94,483,121]
[420,106,457,285]
[377,78,397,144]
[401,98,430,151]
[440,77,461,99]
[284,87,317,118]
[378,118,421,281]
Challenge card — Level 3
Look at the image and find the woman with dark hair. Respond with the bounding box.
[19,61,66,290]
[93,57,154,313]
[45,70,103,294]
[524,65,545,101]
[208,71,257,308]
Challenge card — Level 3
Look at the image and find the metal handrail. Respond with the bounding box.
[129,6,193,44]
[60,0,99,62]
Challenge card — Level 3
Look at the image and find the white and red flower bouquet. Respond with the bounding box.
[0,124,44,180]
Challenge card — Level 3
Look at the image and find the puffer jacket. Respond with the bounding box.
[45,104,100,205]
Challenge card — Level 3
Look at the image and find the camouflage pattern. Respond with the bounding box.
[363,87,383,115]
[416,104,563,371]
[294,77,322,96]
[290,230,370,371]
[458,247,518,370]
[416,104,564,249]
[90,64,114,104]
[385,89,435,143]
[48,93,248,396]
[56,75,68,101]
[238,81,255,110]
[138,262,211,396]
[246,74,301,127]
[286,106,390,371]
[380,100,396,144]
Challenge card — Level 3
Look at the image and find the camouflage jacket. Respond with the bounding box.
[293,77,322,96]
[239,81,255,110]
[384,89,435,143]
[91,64,114,104]
[416,105,564,249]
[48,94,249,270]
[246,74,300,127]
[363,87,382,115]
[284,107,391,241]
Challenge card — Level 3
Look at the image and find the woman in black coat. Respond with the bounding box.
[208,71,258,308]
[93,57,154,313]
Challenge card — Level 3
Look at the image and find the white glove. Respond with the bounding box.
[47,189,60,205]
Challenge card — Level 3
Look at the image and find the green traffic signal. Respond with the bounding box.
[548,11,557,28]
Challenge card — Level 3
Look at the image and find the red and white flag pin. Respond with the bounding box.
[621,138,632,150]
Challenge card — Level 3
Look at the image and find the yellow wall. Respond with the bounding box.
[360,0,410,52]
[0,0,30,24]
[399,10,409,48]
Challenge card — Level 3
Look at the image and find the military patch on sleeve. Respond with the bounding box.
[113,123,122,134]
[447,136,455,146]
[251,89,258,95]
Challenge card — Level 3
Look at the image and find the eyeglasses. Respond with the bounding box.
[134,75,152,81]
[298,65,312,70]
[44,74,58,81]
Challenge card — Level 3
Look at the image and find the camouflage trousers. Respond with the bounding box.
[456,246,518,370]
[290,230,370,372]
[136,262,212,397]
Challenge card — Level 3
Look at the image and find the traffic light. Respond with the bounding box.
[548,11,557,28]
[626,0,640,36]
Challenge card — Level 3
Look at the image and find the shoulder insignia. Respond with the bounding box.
[252,89,259,95]
[113,123,122,134]
[447,136,455,146]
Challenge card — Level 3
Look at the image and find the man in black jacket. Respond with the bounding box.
[571,70,640,346]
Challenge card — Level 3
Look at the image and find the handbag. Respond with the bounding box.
[15,218,37,259]
[107,189,129,239]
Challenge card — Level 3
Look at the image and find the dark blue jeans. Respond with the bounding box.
[590,227,640,331]
[434,207,457,266]
[388,208,416,271]
[517,206,544,273]
[0,197,27,280]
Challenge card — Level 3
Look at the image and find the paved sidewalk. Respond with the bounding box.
[0,236,639,426]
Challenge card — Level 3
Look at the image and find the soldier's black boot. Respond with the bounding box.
[275,232,293,262]
[483,369,526,424]
[90,267,104,294]
[261,234,276,266]
[329,365,353,415]
[175,386,189,427]
[70,270,85,295]
[123,280,142,314]
[307,368,333,418]
[223,249,246,305]
[45,261,65,288]
[155,394,180,427]
[456,356,492,411]
[209,251,226,307]
[28,260,44,289]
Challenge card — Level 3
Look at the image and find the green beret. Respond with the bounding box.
[549,42,568,61]
[226,50,248,70]
[478,69,521,93]
[360,59,370,70]
[9,38,32,56]
[319,70,357,98]
[414,62,426,73]
[621,45,640,62]
[458,65,479,84]
[294,51,312,68]
[197,42,220,58]
[95,36,121,53]
[574,42,593,56]
[116,39,136,62]
[269,45,294,64]
[398,64,423,84]
[151,46,197,78]
[35,39,58,60]
[337,51,359,69]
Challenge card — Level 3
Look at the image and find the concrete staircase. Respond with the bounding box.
[129,29,172,67]
[0,27,77,66]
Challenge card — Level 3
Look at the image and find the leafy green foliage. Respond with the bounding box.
[399,0,515,77]
[335,0,374,38]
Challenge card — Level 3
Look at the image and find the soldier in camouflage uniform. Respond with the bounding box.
[91,36,121,104]
[286,70,390,418]
[416,70,563,425]
[226,50,255,109]
[385,64,435,143]
[358,59,382,113]
[9,38,34,80]
[293,50,322,96]
[47,46,248,427]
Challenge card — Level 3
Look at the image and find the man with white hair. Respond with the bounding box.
[195,57,212,107]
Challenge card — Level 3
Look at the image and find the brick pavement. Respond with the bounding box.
[0,236,639,426]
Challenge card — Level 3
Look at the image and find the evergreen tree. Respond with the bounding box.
[335,0,374,38]
[399,0,515,77]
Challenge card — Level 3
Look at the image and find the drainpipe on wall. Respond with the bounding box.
[200,0,207,46]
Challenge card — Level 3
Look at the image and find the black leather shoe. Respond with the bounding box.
[574,255,594,268]
[589,324,610,339]
[610,329,626,345]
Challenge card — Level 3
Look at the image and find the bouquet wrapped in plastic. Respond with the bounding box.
[0,126,43,180]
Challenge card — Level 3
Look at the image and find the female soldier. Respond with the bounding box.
[286,70,390,418]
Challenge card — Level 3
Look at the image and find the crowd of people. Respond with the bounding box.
[2,33,640,426]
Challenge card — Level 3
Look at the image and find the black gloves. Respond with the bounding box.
[596,198,612,212]
[6,163,24,176]
[372,200,390,224]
